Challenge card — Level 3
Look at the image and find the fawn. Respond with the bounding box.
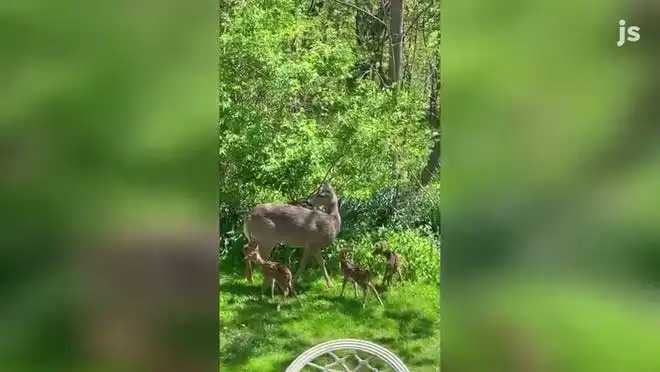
[243,240,302,308]
[338,248,384,308]
[373,242,404,287]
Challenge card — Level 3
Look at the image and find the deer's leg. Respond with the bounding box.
[276,282,286,311]
[277,283,288,297]
[340,276,348,297]
[293,246,313,282]
[280,280,290,296]
[313,249,333,288]
[397,267,403,282]
[289,285,303,305]
[352,282,358,298]
[261,276,274,294]
[369,283,384,307]
[362,287,369,308]
[245,260,253,283]
[382,267,389,285]
[260,242,278,290]
[270,279,276,300]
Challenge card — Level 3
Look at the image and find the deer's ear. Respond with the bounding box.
[323,183,335,193]
[317,182,333,194]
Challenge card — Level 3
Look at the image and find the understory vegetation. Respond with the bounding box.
[219,0,440,369]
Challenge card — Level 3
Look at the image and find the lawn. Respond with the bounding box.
[219,271,440,372]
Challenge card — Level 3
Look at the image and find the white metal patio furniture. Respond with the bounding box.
[285,338,410,372]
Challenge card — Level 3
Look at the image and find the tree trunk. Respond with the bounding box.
[421,135,440,185]
[388,0,405,85]
[420,57,440,186]
[349,0,387,89]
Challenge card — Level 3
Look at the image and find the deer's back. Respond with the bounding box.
[340,260,353,276]
[355,267,372,283]
[341,260,371,283]
[262,261,292,283]
[386,251,399,269]
[246,203,338,246]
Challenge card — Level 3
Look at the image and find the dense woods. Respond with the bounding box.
[219,0,441,271]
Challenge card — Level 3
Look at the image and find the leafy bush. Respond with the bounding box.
[339,184,440,237]
[218,0,441,278]
[219,0,434,207]
[260,227,439,283]
[219,184,440,272]
[329,228,439,283]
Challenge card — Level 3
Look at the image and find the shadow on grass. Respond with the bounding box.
[386,309,436,339]
[323,286,400,316]
[219,279,254,295]
[220,271,439,370]
[219,286,311,370]
[373,282,401,293]
[323,288,439,368]
[381,309,439,366]
[220,276,318,299]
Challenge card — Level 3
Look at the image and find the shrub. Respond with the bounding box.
[327,228,439,283]
[219,183,441,275]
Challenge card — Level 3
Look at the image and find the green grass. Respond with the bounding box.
[219,271,440,372]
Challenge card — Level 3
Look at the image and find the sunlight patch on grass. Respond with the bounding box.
[219,274,440,372]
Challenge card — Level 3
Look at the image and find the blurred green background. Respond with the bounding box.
[2,0,659,371]
[443,1,660,371]
[1,1,217,371]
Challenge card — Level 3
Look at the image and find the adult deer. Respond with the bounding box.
[243,182,340,289]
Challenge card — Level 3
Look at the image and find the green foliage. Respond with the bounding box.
[219,186,441,269]
[334,228,440,283]
[219,0,441,369]
[259,228,440,284]
[339,185,440,236]
[219,0,437,206]
[219,0,440,281]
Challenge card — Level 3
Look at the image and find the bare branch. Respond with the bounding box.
[331,0,388,27]
[406,1,437,34]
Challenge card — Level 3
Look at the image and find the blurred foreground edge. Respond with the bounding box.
[78,220,218,372]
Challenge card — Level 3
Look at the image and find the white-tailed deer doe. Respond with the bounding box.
[373,242,404,288]
[243,182,340,289]
[243,240,302,308]
[338,248,384,308]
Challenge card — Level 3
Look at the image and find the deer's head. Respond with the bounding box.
[243,239,260,262]
[374,241,392,257]
[308,182,337,210]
